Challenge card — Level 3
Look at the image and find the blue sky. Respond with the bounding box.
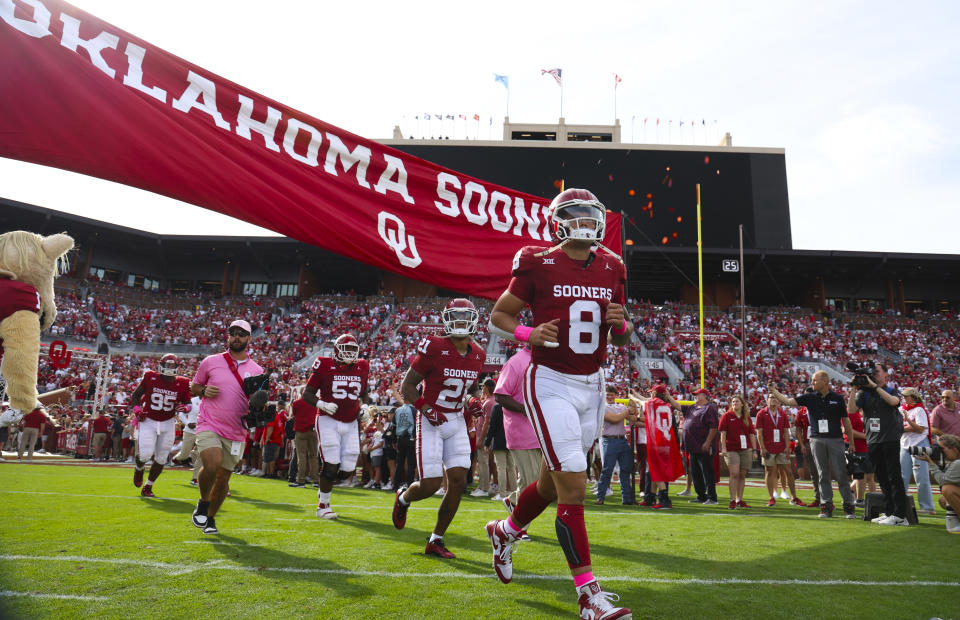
[2,0,958,253]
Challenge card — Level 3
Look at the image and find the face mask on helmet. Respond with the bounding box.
[443,307,479,337]
[334,338,360,364]
[160,355,179,377]
[552,202,606,242]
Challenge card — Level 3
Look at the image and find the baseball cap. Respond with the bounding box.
[692,388,710,396]
[228,319,251,334]
[901,387,921,400]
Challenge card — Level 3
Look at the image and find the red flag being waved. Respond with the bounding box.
[0,1,620,301]
[644,398,684,482]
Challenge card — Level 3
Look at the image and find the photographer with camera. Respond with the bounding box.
[769,371,857,518]
[845,363,909,526]
[915,434,960,533]
[189,319,266,535]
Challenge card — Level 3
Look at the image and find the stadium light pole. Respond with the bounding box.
[739,224,746,401]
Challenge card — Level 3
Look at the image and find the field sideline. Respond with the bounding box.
[0,463,957,619]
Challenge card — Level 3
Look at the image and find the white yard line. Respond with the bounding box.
[0,554,957,587]
[0,589,108,601]
[181,541,262,546]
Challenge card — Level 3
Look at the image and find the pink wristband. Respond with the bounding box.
[612,319,628,335]
[514,325,533,342]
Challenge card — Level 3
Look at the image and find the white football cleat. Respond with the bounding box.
[0,408,25,428]
[577,580,631,619]
[316,503,338,520]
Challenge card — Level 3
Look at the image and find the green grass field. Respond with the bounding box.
[0,463,957,619]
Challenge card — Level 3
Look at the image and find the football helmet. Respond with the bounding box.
[333,334,360,364]
[548,188,606,243]
[442,298,479,337]
[159,353,179,377]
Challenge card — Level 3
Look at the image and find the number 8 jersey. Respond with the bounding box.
[411,336,486,416]
[307,357,370,423]
[508,244,626,376]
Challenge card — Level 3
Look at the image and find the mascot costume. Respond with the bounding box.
[0,230,75,428]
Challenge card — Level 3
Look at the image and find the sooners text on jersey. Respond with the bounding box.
[137,371,191,421]
[508,245,626,375]
[307,357,370,423]
[411,335,486,415]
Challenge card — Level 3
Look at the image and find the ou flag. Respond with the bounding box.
[0,0,621,300]
[644,398,684,482]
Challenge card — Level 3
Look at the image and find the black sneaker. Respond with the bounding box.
[818,502,835,519]
[202,517,218,535]
[843,503,856,519]
[192,500,209,528]
[688,498,705,503]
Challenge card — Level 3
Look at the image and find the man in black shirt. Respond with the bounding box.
[769,371,856,518]
[847,365,907,526]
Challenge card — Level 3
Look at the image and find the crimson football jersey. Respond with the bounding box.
[411,335,486,416]
[0,278,41,353]
[136,371,191,422]
[306,357,370,423]
[508,245,626,375]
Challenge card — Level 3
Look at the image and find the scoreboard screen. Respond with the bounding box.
[390,143,791,251]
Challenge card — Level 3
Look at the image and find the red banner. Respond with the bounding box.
[0,1,621,300]
[644,398,683,482]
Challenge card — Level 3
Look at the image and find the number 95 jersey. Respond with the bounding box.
[307,358,370,423]
[411,336,486,416]
[138,371,192,421]
[508,245,626,376]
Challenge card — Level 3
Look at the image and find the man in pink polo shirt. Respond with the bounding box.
[494,347,543,524]
[189,319,265,535]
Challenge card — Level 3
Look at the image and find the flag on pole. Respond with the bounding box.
[541,68,563,86]
[424,113,431,120]
[494,73,509,89]
[458,114,467,120]
[645,398,684,482]
[614,73,622,88]
[644,117,648,125]
[679,120,684,128]
[445,114,454,120]
[473,114,480,121]
[656,118,660,126]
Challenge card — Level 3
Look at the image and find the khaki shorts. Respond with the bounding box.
[196,430,242,471]
[724,449,753,470]
[92,432,107,450]
[762,452,790,466]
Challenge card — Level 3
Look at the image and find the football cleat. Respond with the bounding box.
[316,503,338,520]
[486,520,520,584]
[576,580,631,620]
[0,407,26,428]
[140,486,155,498]
[424,538,456,559]
[503,496,516,515]
[133,467,144,488]
[392,484,409,530]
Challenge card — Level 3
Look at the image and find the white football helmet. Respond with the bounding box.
[443,298,479,337]
[548,188,606,243]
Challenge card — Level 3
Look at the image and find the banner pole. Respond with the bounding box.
[697,184,705,389]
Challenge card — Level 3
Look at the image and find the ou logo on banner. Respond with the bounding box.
[48,340,72,369]
[378,211,422,268]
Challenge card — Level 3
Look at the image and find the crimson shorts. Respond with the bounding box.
[522,363,604,473]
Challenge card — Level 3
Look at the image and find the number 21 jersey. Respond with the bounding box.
[508,245,626,376]
[411,335,486,416]
[306,358,370,423]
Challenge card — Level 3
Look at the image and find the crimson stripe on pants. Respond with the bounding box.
[522,363,561,471]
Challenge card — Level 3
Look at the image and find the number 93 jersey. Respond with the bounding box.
[138,371,192,421]
[508,245,626,376]
[411,335,486,416]
[307,357,370,423]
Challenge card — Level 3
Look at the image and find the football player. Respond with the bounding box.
[391,298,486,559]
[303,333,370,519]
[485,188,634,619]
[129,353,192,497]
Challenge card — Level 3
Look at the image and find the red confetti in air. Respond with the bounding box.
[672,232,678,238]
[676,216,683,223]
[646,193,652,199]
[553,180,563,188]
[704,156,710,165]
[628,189,636,196]
[625,239,634,246]
[661,236,669,245]
[608,174,614,181]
